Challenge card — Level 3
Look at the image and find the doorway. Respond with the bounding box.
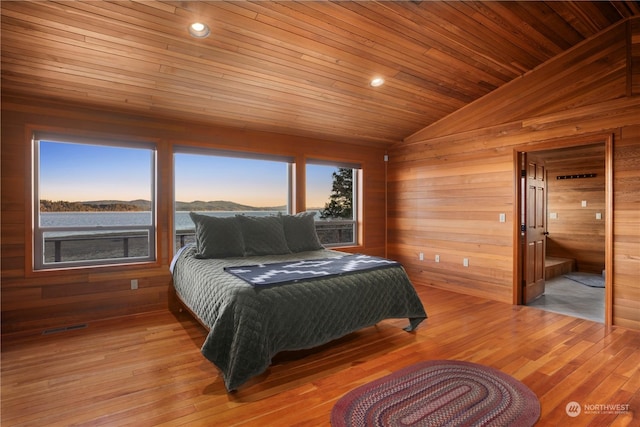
[514,135,613,325]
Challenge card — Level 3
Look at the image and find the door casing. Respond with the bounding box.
[512,133,613,325]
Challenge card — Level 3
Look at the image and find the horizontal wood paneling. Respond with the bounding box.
[388,152,514,303]
[544,144,606,274]
[389,18,640,330]
[1,1,638,146]
[0,96,387,334]
[2,8,639,335]
[388,149,515,304]
[613,125,640,329]
[632,17,640,95]
[407,21,630,141]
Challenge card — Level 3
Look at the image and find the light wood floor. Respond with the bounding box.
[2,285,638,426]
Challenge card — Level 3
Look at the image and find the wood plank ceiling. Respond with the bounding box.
[2,1,640,147]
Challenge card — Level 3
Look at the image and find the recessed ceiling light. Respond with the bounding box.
[189,22,210,38]
[370,77,385,87]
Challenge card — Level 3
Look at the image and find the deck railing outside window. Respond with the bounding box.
[174,220,355,251]
[42,221,356,263]
[40,227,153,266]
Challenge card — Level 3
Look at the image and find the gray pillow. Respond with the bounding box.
[282,212,324,252]
[189,212,245,258]
[236,215,291,256]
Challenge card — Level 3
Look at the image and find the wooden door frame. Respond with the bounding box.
[512,133,613,326]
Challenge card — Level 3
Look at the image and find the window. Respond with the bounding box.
[33,135,156,270]
[173,148,293,251]
[306,160,361,246]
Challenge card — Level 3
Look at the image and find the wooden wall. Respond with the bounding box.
[543,144,606,274]
[614,125,640,328]
[0,97,388,334]
[2,18,639,334]
[388,18,640,329]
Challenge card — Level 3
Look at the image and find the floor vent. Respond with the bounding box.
[42,323,88,335]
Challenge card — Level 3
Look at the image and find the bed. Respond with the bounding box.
[170,212,427,391]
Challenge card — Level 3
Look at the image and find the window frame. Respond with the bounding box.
[32,133,158,270]
[306,159,362,248]
[172,146,295,253]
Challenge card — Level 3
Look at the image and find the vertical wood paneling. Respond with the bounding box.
[389,18,640,329]
[0,97,387,334]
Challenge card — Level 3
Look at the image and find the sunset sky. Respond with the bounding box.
[39,141,335,209]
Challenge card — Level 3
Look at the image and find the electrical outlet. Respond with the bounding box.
[463,258,469,267]
[131,279,138,290]
[499,213,506,223]
[419,252,424,261]
[582,200,588,207]
[435,254,440,263]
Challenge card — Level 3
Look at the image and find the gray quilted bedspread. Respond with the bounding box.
[171,246,427,391]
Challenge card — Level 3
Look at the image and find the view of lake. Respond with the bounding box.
[41,210,297,234]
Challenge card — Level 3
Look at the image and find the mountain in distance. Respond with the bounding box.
[40,199,150,212]
[175,200,286,212]
[87,199,151,210]
[40,199,285,212]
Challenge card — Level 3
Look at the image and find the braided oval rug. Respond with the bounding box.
[331,360,540,427]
